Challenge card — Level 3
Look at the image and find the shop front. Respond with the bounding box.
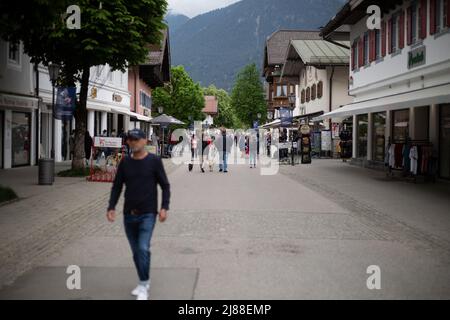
[440,104,450,179]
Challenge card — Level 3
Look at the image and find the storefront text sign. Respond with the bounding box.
[0,94,38,109]
[408,46,426,69]
[94,137,123,148]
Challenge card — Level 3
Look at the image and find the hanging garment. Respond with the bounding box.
[388,144,396,168]
[421,146,432,174]
[402,144,411,172]
[409,146,418,175]
[394,143,404,168]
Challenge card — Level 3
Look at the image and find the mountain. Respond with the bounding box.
[165,13,190,33]
[170,0,345,91]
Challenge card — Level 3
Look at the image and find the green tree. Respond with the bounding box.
[152,66,204,125]
[203,85,241,129]
[0,0,167,169]
[230,63,266,128]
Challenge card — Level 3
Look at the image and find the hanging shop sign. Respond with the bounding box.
[300,124,311,135]
[408,46,426,69]
[300,132,312,164]
[54,87,76,121]
[279,107,293,128]
[112,93,123,103]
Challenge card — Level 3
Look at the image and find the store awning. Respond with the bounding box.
[129,111,151,122]
[314,83,450,121]
[259,119,281,129]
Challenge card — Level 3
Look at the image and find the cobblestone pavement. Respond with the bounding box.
[1,158,449,299]
[0,159,179,289]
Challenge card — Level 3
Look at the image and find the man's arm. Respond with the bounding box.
[107,159,125,211]
[155,157,171,211]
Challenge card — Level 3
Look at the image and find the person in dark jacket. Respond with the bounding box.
[84,131,93,165]
[107,129,170,300]
[215,127,233,173]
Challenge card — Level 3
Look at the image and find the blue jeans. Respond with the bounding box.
[124,213,156,282]
[219,152,229,171]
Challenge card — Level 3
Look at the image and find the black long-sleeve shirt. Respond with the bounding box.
[108,153,171,214]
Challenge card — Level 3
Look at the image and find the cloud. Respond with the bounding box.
[168,0,241,18]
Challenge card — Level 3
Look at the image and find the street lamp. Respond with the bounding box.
[158,106,164,114]
[157,106,165,156]
[48,63,60,175]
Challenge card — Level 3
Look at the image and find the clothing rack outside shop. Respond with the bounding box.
[386,138,437,183]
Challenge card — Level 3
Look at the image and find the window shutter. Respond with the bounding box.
[430,0,436,35]
[419,0,427,39]
[382,21,387,57]
[351,43,356,70]
[388,18,393,54]
[407,7,412,45]
[358,38,363,67]
[399,11,405,49]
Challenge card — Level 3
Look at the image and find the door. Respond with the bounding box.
[11,112,31,167]
[0,111,3,168]
[440,105,450,179]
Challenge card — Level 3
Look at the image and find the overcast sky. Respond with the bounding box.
[168,0,241,18]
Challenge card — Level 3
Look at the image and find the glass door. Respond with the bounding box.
[440,105,450,179]
[0,111,3,168]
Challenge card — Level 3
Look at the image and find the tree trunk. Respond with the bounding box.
[72,65,90,170]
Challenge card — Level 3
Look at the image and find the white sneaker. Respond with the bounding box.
[136,286,149,300]
[131,284,149,296]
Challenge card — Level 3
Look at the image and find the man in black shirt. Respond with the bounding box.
[107,129,171,300]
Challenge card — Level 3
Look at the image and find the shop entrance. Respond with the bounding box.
[11,111,31,167]
[440,104,450,179]
[0,110,3,168]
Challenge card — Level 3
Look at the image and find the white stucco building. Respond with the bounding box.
[319,0,450,178]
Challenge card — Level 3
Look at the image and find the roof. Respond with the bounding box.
[263,30,322,68]
[203,96,218,115]
[290,40,350,65]
[146,29,169,66]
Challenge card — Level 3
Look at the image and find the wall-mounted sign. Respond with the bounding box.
[90,87,97,99]
[112,93,123,103]
[408,46,426,69]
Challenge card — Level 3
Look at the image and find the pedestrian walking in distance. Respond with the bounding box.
[106,129,171,301]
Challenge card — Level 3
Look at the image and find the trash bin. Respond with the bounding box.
[38,158,54,185]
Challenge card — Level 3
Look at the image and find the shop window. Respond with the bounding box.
[311,84,317,100]
[357,114,368,159]
[306,87,311,102]
[372,112,386,162]
[12,112,31,167]
[392,109,410,143]
[317,81,323,98]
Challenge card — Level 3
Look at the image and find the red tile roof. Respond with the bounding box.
[203,96,218,115]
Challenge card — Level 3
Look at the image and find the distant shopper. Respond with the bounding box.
[107,129,171,301]
[216,127,233,173]
[249,133,257,168]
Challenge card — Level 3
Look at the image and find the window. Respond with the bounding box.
[8,42,20,65]
[311,84,317,100]
[96,66,102,77]
[411,3,418,44]
[375,29,381,59]
[393,109,410,143]
[306,87,311,102]
[276,84,287,97]
[108,68,113,81]
[391,15,398,53]
[317,81,323,98]
[372,112,386,162]
[352,41,358,70]
[301,90,305,104]
[140,91,152,109]
[357,114,368,159]
[436,0,442,32]
[434,0,448,33]
[363,32,369,65]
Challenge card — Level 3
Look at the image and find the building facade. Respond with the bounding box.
[319,0,450,178]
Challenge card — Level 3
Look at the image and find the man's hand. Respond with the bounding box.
[106,210,116,223]
[159,209,168,223]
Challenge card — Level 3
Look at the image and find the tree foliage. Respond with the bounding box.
[0,0,168,168]
[230,63,266,128]
[152,66,205,126]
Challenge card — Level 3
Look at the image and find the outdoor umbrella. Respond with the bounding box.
[150,114,185,157]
